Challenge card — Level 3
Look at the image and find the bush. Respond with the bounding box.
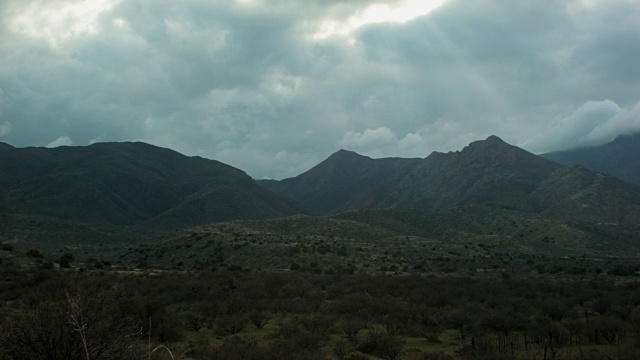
[26,248,44,258]
[357,329,405,360]
[59,252,75,268]
[608,264,639,276]
[0,289,143,360]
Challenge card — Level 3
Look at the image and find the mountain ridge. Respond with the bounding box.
[0,142,305,229]
[265,135,640,226]
[259,148,421,214]
[541,132,640,185]
[3,136,640,264]
[355,135,563,212]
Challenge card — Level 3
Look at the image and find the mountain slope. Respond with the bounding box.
[0,142,304,228]
[348,136,640,226]
[541,132,640,185]
[259,149,421,214]
[0,142,13,152]
[261,136,640,226]
[353,136,562,212]
[120,206,640,273]
[532,164,640,225]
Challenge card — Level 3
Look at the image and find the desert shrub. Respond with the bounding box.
[59,252,75,268]
[608,264,639,276]
[273,314,333,352]
[216,314,247,336]
[0,288,142,360]
[26,248,44,258]
[357,328,405,360]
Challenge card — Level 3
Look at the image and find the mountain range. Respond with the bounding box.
[1,134,639,261]
[541,132,640,185]
[0,142,303,229]
[263,135,640,226]
[258,150,421,214]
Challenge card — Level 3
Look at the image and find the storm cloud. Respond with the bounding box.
[1,0,639,179]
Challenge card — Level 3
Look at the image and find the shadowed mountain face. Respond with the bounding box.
[3,137,640,260]
[0,142,304,228]
[259,149,421,214]
[541,133,640,185]
[353,136,563,212]
[265,136,640,226]
[0,142,14,152]
[532,164,640,225]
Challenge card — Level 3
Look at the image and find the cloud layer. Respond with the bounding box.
[1,0,639,178]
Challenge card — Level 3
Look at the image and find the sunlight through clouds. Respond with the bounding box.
[1,0,639,179]
[312,0,449,39]
[7,0,122,47]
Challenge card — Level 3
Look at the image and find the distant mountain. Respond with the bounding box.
[4,137,640,264]
[0,142,14,152]
[541,132,640,185]
[259,149,421,214]
[532,164,640,225]
[0,142,304,229]
[265,136,640,226]
[359,136,640,225]
[353,136,562,212]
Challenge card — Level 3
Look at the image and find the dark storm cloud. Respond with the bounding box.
[1,0,639,179]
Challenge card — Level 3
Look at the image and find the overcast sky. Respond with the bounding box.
[1,0,639,179]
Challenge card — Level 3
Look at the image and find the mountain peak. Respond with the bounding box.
[474,135,508,146]
[462,135,512,154]
[485,135,506,143]
[320,149,373,167]
[329,149,369,160]
[262,149,422,214]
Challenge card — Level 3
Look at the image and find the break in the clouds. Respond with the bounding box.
[1,0,639,179]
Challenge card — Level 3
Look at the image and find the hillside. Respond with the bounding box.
[266,136,640,227]
[0,212,141,259]
[353,136,562,212]
[4,136,640,266]
[119,206,640,275]
[532,164,640,225]
[377,136,640,225]
[259,149,420,214]
[0,142,13,152]
[0,142,304,229]
[541,132,640,185]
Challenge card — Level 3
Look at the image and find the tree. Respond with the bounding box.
[447,302,478,339]
[250,310,271,329]
[529,317,569,360]
[216,314,247,336]
[415,307,444,342]
[357,329,405,360]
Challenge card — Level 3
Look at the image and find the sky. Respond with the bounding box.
[1,0,640,179]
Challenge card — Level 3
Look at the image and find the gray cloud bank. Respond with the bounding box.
[1,0,639,179]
